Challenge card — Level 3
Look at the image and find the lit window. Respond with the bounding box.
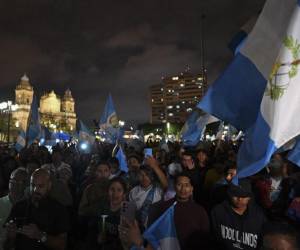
[161,88,164,91]
[168,113,174,116]
[168,89,172,93]
[167,105,173,109]
[151,99,154,102]
[186,108,192,112]
[180,83,185,87]
[198,86,202,88]
[161,98,164,102]
[197,77,203,81]
[182,101,185,104]
[194,96,197,99]
[172,76,179,80]
[176,105,180,109]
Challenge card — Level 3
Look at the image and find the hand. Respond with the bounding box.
[119,218,143,247]
[5,220,17,239]
[19,224,43,240]
[144,156,159,169]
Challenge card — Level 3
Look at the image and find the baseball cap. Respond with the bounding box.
[228,179,252,198]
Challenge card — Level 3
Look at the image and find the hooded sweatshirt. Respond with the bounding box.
[211,200,267,250]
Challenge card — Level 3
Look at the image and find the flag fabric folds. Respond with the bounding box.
[27,95,41,145]
[116,147,128,173]
[181,110,218,146]
[15,130,26,152]
[197,0,300,179]
[100,93,118,128]
[79,120,95,144]
[228,15,258,55]
[143,202,180,250]
[287,139,300,167]
[99,94,119,144]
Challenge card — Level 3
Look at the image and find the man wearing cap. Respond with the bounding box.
[211,179,267,250]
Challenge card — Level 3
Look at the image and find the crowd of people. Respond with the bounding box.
[0,138,299,250]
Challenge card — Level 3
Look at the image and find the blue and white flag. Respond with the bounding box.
[100,93,118,129]
[79,120,95,144]
[116,147,128,173]
[228,15,258,55]
[15,130,26,152]
[27,95,41,145]
[143,202,180,250]
[198,0,300,179]
[287,138,300,166]
[181,110,218,147]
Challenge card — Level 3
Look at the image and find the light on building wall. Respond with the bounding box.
[119,120,125,126]
[151,99,154,102]
[15,121,20,128]
[172,76,179,80]
[182,101,185,104]
[176,105,180,109]
[186,108,193,112]
[168,113,174,116]
[180,83,185,87]
[11,104,18,111]
[167,105,173,109]
[168,89,172,93]
[161,88,164,91]
[161,98,164,102]
[197,77,203,81]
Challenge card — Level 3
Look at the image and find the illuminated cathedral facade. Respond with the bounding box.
[12,74,77,132]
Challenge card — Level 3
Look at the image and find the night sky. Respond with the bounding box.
[0,0,265,125]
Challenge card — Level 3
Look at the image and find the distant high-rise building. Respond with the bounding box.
[12,74,77,132]
[150,71,207,124]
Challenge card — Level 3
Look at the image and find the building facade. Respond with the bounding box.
[12,75,76,132]
[150,71,207,124]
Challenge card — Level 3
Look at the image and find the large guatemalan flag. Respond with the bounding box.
[198,0,300,179]
[143,202,180,250]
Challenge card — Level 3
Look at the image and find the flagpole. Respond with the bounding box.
[200,14,207,96]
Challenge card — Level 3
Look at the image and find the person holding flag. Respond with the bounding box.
[119,172,210,250]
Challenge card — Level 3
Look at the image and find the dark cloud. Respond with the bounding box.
[0,0,265,124]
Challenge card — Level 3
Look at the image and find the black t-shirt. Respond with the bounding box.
[211,200,267,250]
[6,196,69,250]
[86,204,123,250]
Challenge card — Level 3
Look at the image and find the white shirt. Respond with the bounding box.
[129,185,163,210]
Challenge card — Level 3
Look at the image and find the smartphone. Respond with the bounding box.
[120,201,136,224]
[144,148,153,158]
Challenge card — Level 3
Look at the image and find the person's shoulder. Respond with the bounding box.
[248,200,265,216]
[152,198,174,211]
[0,194,9,203]
[211,200,228,214]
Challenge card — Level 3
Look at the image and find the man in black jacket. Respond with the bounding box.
[211,179,267,250]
